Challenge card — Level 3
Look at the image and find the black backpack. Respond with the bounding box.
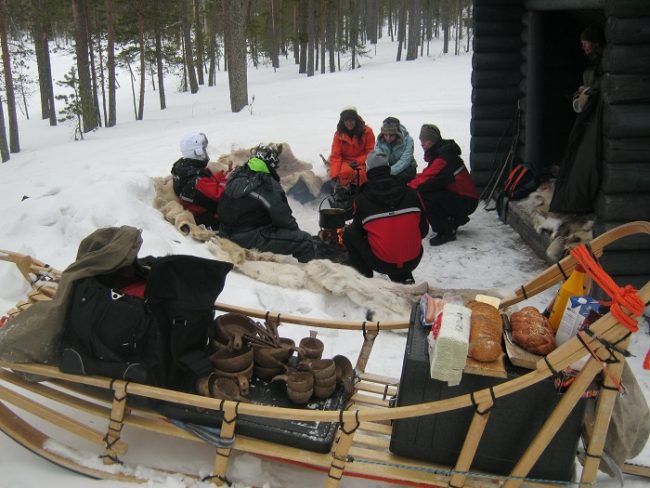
[59,255,232,392]
[145,255,232,391]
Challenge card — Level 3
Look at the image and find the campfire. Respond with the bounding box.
[318,227,345,248]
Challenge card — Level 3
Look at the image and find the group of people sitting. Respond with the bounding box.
[170,106,479,284]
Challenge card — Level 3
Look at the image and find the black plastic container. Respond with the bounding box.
[390,306,586,482]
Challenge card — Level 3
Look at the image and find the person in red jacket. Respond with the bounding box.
[409,124,479,246]
[328,106,375,187]
[343,149,428,284]
[171,132,228,230]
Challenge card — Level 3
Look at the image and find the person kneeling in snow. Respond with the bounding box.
[409,124,478,246]
[171,132,228,230]
[218,143,316,263]
[343,149,427,284]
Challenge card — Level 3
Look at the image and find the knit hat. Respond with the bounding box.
[580,25,605,45]
[254,142,283,169]
[340,106,358,121]
[419,124,441,145]
[381,116,400,136]
[365,149,389,172]
[180,132,209,161]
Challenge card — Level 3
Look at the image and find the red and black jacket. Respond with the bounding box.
[171,158,227,218]
[408,140,478,199]
[351,166,427,267]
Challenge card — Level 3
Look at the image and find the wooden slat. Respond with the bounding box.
[0,384,127,454]
[351,432,390,450]
[355,380,397,397]
[358,372,400,386]
[350,393,390,407]
[358,421,393,435]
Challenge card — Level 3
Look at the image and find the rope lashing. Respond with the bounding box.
[570,245,643,332]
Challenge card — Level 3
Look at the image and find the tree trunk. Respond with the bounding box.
[366,0,378,44]
[0,0,19,152]
[350,0,359,69]
[207,0,218,84]
[319,0,325,74]
[298,0,308,73]
[268,0,280,69]
[31,0,57,126]
[105,0,116,126]
[406,0,420,60]
[307,0,315,76]
[182,0,199,93]
[194,0,205,85]
[396,0,406,61]
[442,0,450,54]
[223,1,230,72]
[0,97,8,161]
[31,0,48,120]
[154,0,166,108]
[72,0,98,132]
[85,1,102,127]
[326,0,335,72]
[227,0,248,112]
[136,0,145,119]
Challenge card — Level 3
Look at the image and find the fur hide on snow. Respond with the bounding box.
[515,181,594,262]
[206,236,487,321]
[214,143,325,202]
[153,145,489,319]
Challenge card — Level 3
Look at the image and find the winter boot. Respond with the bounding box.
[429,229,457,246]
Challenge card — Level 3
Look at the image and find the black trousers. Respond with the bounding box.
[419,190,478,234]
[343,225,422,281]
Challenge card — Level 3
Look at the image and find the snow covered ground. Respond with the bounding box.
[0,35,648,488]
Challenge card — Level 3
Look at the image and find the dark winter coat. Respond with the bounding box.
[218,158,314,262]
[171,158,226,226]
[218,158,298,232]
[550,51,603,214]
[408,139,478,199]
[350,166,427,267]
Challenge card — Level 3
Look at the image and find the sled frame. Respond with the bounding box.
[1,221,649,487]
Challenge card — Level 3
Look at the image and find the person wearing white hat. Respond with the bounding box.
[171,132,228,230]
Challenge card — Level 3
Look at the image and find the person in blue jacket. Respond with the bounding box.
[374,116,417,185]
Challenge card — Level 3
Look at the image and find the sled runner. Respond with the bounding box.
[1,221,649,487]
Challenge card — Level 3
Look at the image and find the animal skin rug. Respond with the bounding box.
[154,144,489,319]
[513,181,594,262]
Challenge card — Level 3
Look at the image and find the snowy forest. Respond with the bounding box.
[0,0,472,161]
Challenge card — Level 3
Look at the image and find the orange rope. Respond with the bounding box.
[570,245,644,332]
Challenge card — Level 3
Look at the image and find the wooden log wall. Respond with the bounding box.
[470,0,525,190]
[595,0,650,289]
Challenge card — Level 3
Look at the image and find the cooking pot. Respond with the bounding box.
[319,198,346,229]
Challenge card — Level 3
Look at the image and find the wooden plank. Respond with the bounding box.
[358,421,393,435]
[351,432,390,450]
[358,372,400,386]
[0,383,127,454]
[355,380,397,397]
[350,393,390,407]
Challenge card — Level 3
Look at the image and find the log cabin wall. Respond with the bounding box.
[597,0,650,289]
[470,0,650,289]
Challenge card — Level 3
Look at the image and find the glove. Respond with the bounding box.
[572,86,590,113]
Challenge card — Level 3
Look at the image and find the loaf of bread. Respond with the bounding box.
[510,306,555,356]
[468,301,503,362]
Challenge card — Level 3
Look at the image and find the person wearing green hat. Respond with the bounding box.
[218,143,315,262]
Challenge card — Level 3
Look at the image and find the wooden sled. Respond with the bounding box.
[1,221,650,487]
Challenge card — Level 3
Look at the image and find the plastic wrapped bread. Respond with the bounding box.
[429,303,471,386]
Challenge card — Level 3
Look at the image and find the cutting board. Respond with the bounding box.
[464,354,507,378]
